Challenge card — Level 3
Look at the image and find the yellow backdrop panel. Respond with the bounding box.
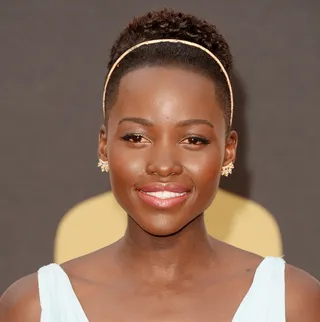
[54,189,283,264]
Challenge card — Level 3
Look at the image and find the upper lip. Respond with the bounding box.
[136,182,192,193]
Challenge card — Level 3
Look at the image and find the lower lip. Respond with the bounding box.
[137,190,190,209]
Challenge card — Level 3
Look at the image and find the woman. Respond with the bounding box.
[1,8,319,322]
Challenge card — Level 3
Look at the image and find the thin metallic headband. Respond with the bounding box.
[102,39,234,127]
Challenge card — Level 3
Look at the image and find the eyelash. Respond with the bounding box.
[121,133,147,143]
[184,136,210,145]
[121,133,210,145]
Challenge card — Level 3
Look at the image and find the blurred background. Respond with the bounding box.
[1,0,319,293]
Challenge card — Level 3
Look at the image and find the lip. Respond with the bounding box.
[136,182,191,193]
[136,190,190,209]
[135,182,192,209]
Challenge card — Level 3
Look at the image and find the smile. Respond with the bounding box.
[137,189,190,209]
[142,191,187,199]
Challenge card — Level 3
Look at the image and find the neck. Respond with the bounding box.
[116,214,216,282]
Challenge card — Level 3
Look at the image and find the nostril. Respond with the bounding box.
[146,148,183,177]
[147,161,183,177]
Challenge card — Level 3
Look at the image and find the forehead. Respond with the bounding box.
[111,66,222,121]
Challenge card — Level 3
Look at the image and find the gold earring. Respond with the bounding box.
[97,159,109,172]
[221,162,234,177]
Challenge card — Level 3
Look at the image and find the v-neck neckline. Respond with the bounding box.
[57,257,271,322]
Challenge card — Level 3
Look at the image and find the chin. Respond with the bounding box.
[135,213,191,237]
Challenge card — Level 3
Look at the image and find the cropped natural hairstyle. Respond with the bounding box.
[103,8,233,130]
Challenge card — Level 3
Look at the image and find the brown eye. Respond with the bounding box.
[181,136,210,145]
[121,133,149,144]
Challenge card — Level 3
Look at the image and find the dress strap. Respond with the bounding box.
[232,256,286,322]
[38,263,88,322]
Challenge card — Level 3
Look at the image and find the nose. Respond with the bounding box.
[146,143,183,178]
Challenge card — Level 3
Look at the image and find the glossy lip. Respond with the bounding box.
[135,182,192,209]
[136,182,192,193]
[137,190,190,209]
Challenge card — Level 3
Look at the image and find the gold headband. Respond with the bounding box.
[102,39,233,127]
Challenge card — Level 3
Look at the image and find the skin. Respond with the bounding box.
[1,66,319,322]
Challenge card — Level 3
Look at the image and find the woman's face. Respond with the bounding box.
[99,66,237,236]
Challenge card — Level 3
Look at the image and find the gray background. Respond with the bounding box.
[1,0,319,293]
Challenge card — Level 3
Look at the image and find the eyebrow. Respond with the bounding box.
[118,117,153,126]
[177,119,214,128]
[118,117,214,128]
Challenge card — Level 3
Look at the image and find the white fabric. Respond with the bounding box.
[232,257,286,322]
[38,256,285,321]
[38,263,88,322]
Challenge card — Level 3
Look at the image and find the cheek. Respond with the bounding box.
[112,149,143,174]
[106,141,147,213]
[108,141,146,186]
[108,143,144,180]
[186,147,223,186]
[106,121,146,185]
[184,145,224,211]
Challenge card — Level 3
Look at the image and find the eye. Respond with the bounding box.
[181,136,210,145]
[121,133,150,144]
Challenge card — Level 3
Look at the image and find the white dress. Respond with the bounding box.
[38,256,286,321]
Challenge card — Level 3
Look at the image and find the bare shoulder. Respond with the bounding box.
[214,238,265,270]
[0,273,41,322]
[285,263,320,322]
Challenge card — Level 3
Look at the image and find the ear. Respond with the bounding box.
[223,130,238,166]
[98,124,108,161]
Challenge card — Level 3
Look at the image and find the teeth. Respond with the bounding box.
[143,191,187,199]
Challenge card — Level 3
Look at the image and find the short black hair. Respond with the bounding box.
[104,8,233,130]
